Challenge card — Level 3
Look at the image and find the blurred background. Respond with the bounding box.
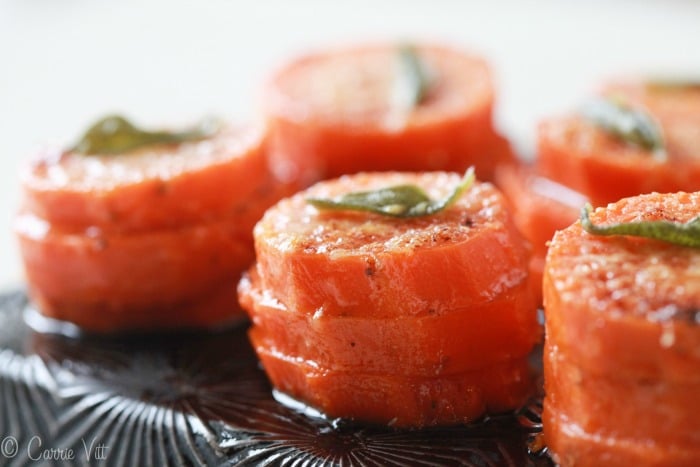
[1,0,699,291]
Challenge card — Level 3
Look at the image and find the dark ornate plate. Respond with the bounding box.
[0,291,551,466]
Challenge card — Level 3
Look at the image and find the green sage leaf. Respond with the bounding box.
[581,97,665,155]
[71,115,221,155]
[308,167,475,218]
[580,203,700,248]
[394,44,432,110]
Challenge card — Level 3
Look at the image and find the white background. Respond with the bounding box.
[1,0,699,291]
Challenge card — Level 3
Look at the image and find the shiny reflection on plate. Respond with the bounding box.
[0,290,551,466]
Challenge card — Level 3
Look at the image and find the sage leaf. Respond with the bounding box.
[71,115,221,155]
[394,44,432,110]
[581,97,665,156]
[580,203,700,248]
[308,168,475,218]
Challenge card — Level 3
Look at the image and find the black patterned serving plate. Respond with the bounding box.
[0,290,551,466]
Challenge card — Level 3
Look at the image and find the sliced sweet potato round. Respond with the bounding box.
[263,43,515,185]
[239,268,539,376]
[21,124,269,232]
[253,171,531,318]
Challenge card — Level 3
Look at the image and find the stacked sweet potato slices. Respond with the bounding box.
[498,80,700,303]
[263,43,516,185]
[240,172,539,427]
[16,122,294,331]
[543,192,700,465]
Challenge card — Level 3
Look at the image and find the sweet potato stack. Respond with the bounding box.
[16,117,293,332]
[543,192,700,466]
[537,81,700,207]
[262,43,515,187]
[499,81,700,303]
[496,165,587,304]
[239,171,540,427]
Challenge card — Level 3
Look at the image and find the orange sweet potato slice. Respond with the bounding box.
[254,171,531,318]
[536,83,700,206]
[16,213,255,332]
[263,43,515,185]
[544,191,700,383]
[495,164,585,303]
[21,125,270,232]
[239,268,539,376]
[252,332,534,428]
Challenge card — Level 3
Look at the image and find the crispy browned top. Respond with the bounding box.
[256,171,510,257]
[547,191,700,321]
